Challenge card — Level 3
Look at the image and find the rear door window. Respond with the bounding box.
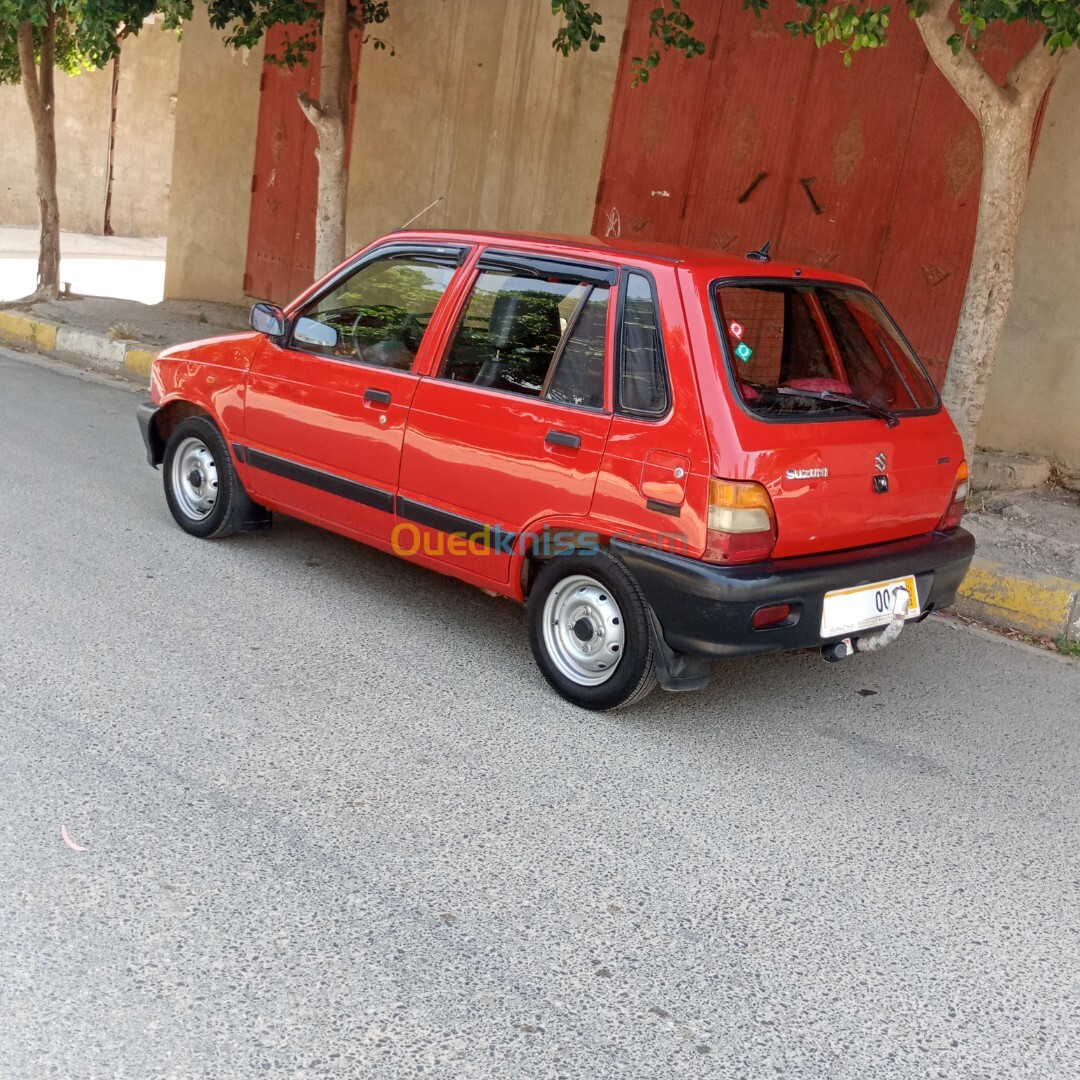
[439,268,609,410]
[714,282,939,419]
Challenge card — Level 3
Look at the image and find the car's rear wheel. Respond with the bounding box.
[162,416,240,539]
[527,550,657,710]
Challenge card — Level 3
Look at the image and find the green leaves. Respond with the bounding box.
[747,0,1080,66]
[782,2,891,66]
[0,0,163,84]
[552,0,705,84]
[551,0,606,57]
[630,0,706,86]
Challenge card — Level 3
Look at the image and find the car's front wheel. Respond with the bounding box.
[527,550,658,710]
[162,416,241,539]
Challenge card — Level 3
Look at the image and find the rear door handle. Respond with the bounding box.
[545,429,581,449]
[365,388,392,405]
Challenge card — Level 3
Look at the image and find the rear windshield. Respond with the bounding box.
[713,282,939,419]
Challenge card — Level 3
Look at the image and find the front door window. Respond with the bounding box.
[293,256,458,369]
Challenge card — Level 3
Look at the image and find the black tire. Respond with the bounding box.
[527,549,658,710]
[162,415,242,539]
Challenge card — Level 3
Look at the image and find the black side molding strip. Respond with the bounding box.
[245,448,394,514]
[396,496,516,550]
[239,446,519,548]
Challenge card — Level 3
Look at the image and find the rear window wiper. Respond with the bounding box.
[774,387,899,428]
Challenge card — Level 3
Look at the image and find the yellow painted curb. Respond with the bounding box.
[124,348,156,378]
[0,311,59,352]
[956,559,1079,640]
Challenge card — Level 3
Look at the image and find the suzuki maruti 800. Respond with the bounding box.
[138,231,975,709]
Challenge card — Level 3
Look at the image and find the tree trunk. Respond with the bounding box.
[941,109,1032,454]
[17,16,61,301]
[915,0,1064,457]
[298,0,351,280]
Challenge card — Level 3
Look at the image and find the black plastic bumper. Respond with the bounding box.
[137,401,162,466]
[612,528,976,659]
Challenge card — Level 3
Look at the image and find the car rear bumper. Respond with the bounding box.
[611,528,976,659]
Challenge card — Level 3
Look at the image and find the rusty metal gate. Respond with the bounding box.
[595,0,1041,386]
[244,25,362,305]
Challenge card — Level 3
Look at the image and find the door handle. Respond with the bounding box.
[545,429,581,449]
[365,388,392,405]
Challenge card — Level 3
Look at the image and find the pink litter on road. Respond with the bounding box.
[60,825,87,852]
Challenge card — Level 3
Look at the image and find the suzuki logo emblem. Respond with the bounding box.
[875,452,887,473]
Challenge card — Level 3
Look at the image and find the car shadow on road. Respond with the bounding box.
[229,513,966,750]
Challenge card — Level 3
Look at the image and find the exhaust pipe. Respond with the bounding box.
[820,585,912,663]
[821,639,855,663]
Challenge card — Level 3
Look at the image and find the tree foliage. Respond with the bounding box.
[186,0,391,64]
[552,0,705,83]
[748,0,1080,68]
[0,0,170,85]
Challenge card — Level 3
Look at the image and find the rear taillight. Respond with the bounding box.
[704,479,777,564]
[939,460,969,530]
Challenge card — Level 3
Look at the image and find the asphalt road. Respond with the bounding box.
[2,347,1079,1080]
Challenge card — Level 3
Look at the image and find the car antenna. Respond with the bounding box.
[745,240,773,262]
[396,195,444,232]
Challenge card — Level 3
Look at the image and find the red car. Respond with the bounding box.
[137,230,974,709]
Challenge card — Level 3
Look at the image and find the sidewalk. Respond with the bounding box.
[0,293,247,379]
[1,267,1076,652]
[0,226,167,305]
[957,483,1080,647]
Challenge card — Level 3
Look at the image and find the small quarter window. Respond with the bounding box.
[618,272,670,417]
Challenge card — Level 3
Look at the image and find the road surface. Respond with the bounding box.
[2,347,1078,1079]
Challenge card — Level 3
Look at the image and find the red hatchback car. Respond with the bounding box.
[138,230,974,709]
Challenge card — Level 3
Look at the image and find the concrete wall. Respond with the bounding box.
[163,7,264,305]
[979,57,1080,471]
[0,20,179,237]
[0,63,111,234]
[110,22,181,237]
[345,0,629,250]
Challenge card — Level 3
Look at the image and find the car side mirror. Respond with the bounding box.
[250,302,286,337]
[292,316,339,350]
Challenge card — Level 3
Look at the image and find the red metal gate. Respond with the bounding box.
[244,25,362,304]
[595,0,1041,386]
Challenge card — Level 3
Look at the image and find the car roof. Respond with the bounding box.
[395,228,866,288]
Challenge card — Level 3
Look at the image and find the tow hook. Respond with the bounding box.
[820,584,912,663]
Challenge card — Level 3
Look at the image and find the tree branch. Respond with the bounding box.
[915,0,1005,120]
[1006,39,1065,107]
[321,0,350,118]
[16,22,43,118]
[297,89,325,127]
[40,10,56,112]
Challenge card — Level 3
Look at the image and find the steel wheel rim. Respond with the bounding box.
[170,436,219,520]
[541,574,626,686]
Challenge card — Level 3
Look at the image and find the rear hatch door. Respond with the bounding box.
[711,279,962,558]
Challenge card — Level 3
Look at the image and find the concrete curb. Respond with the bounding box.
[0,310,154,383]
[954,559,1080,644]
[3,308,1077,647]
